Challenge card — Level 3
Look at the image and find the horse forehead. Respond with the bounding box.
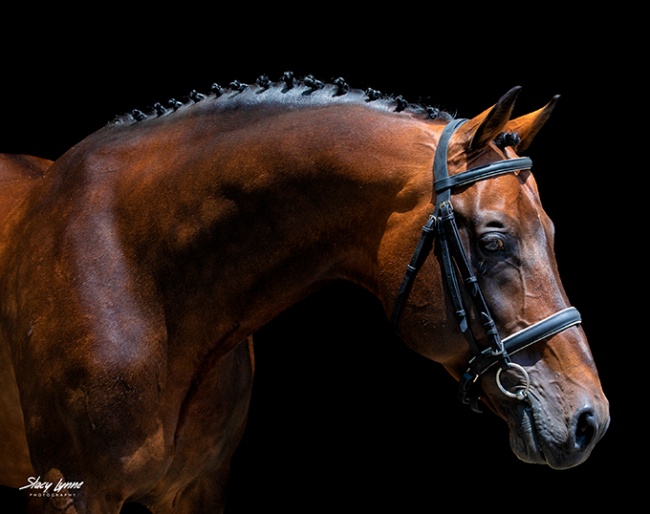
[446,143,544,217]
[482,172,534,205]
[459,173,546,230]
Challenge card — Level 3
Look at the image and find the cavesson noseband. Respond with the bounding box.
[391,118,582,413]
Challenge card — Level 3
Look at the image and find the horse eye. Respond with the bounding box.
[480,234,507,253]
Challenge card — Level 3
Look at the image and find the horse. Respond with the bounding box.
[0,72,610,513]
[0,153,53,512]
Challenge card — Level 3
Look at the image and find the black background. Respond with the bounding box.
[1,7,637,513]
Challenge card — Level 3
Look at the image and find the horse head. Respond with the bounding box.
[390,87,610,469]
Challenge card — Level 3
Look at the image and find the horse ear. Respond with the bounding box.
[504,95,560,153]
[459,86,522,152]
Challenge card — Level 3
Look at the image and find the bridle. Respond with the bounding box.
[391,118,582,413]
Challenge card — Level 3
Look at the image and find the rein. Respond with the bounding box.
[391,118,582,413]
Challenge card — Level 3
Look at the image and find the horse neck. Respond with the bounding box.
[108,104,439,340]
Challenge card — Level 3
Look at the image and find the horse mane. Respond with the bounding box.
[108,71,455,126]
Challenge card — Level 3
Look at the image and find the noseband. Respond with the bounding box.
[391,118,582,413]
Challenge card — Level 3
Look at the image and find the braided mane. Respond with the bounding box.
[109,71,453,126]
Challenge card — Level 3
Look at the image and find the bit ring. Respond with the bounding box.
[496,362,530,400]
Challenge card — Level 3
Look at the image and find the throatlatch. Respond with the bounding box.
[392,118,582,412]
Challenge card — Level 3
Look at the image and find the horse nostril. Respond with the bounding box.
[575,409,597,450]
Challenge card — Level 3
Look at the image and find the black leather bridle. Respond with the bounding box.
[391,118,582,413]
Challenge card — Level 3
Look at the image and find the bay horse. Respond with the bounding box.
[0,154,53,513]
[0,73,610,513]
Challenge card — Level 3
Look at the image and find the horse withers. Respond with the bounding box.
[0,74,609,513]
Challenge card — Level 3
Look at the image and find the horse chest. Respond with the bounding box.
[149,338,254,503]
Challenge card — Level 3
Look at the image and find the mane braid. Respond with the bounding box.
[108,72,453,126]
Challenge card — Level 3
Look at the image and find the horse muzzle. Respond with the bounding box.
[508,387,610,469]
